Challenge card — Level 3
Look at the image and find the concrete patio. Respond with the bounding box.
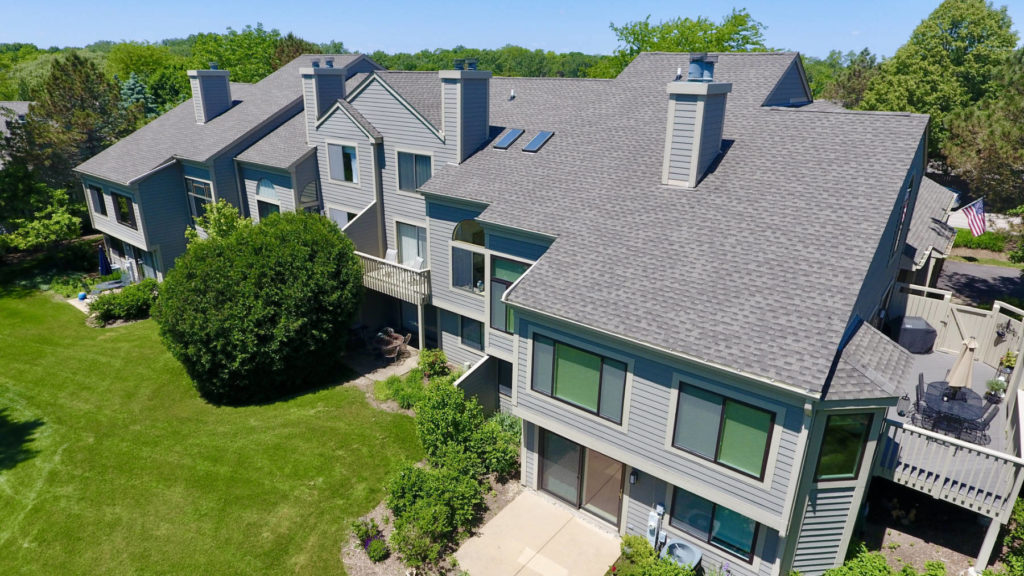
[456,490,620,576]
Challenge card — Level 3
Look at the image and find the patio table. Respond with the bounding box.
[924,381,985,421]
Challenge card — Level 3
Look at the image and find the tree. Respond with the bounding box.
[147,65,190,112]
[183,197,250,243]
[3,51,140,191]
[819,49,879,108]
[154,209,363,405]
[594,9,768,78]
[946,47,1024,211]
[188,24,281,83]
[271,32,318,70]
[859,0,1018,160]
[0,164,80,253]
[120,72,157,120]
[105,41,183,83]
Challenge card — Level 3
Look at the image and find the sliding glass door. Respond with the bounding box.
[540,430,581,505]
[539,429,624,526]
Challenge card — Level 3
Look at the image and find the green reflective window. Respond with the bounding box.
[719,402,772,477]
[530,335,627,424]
[554,344,601,412]
[815,413,872,481]
[670,486,758,561]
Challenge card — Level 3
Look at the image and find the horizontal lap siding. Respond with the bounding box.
[137,165,190,275]
[764,61,810,107]
[426,201,486,319]
[292,154,319,202]
[182,163,211,181]
[344,202,380,254]
[313,109,376,213]
[84,177,148,251]
[349,80,447,255]
[523,421,537,488]
[460,79,490,160]
[241,166,294,222]
[484,228,552,261]
[791,488,856,576]
[697,96,726,177]
[514,315,799,522]
[440,309,484,368]
[488,330,514,360]
[668,95,697,182]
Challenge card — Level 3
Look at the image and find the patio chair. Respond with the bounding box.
[969,404,1000,432]
[915,376,929,414]
[382,343,400,363]
[384,249,398,264]
[961,426,991,446]
[398,333,412,358]
[911,412,934,429]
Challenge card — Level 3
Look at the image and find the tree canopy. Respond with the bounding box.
[858,0,1018,160]
[803,49,879,108]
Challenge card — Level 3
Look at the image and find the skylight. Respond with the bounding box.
[523,131,554,153]
[493,129,525,150]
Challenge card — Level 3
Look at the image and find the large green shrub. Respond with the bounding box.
[953,228,1006,252]
[90,278,159,324]
[471,412,522,480]
[1001,498,1024,575]
[417,348,450,379]
[415,378,485,463]
[153,211,362,404]
[614,535,694,576]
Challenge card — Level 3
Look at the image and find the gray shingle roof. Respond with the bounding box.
[905,177,957,269]
[363,71,442,130]
[336,98,382,140]
[826,322,912,401]
[421,52,929,395]
[75,54,366,185]
[235,112,311,170]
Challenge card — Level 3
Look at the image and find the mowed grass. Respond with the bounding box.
[0,289,422,575]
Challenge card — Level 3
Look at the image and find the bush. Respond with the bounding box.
[434,442,486,481]
[386,463,484,535]
[381,369,426,409]
[471,413,522,480]
[416,378,484,463]
[153,210,363,405]
[351,518,381,543]
[89,278,159,324]
[391,503,444,568]
[418,349,450,379]
[1001,499,1024,575]
[614,535,694,576]
[366,537,390,562]
[823,545,945,576]
[954,228,1006,251]
[48,273,90,298]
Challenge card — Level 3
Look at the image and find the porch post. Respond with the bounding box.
[975,516,1002,571]
[417,303,426,351]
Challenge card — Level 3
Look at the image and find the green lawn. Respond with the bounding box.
[0,288,422,574]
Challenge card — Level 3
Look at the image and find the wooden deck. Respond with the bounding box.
[357,252,431,305]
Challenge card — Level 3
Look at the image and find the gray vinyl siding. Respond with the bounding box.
[484,227,552,261]
[313,108,376,212]
[457,355,499,415]
[190,74,231,124]
[426,200,486,318]
[514,313,801,523]
[523,421,538,489]
[182,163,211,181]
[763,60,811,107]
[499,392,513,413]
[292,153,320,207]
[346,57,381,76]
[696,95,727,178]
[668,95,698,182]
[315,74,345,120]
[348,79,451,253]
[344,202,380,255]
[137,164,190,274]
[459,78,490,161]
[443,79,459,160]
[624,466,665,537]
[488,330,515,361]
[790,488,856,576]
[84,177,148,251]
[241,166,293,222]
[440,309,485,368]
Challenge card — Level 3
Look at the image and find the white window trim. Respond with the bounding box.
[662,483,767,569]
[393,147,434,198]
[523,325,634,433]
[325,139,361,186]
[449,240,487,296]
[325,203,361,231]
[663,374,786,491]
[185,175,215,221]
[394,217,429,269]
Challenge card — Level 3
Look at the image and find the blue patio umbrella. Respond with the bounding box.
[98,244,112,276]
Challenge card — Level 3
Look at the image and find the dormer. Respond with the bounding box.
[661,54,732,188]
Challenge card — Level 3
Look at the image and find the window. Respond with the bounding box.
[670,486,758,561]
[531,334,626,424]
[328,143,358,183]
[256,178,278,200]
[460,316,483,351]
[299,182,320,213]
[255,178,280,221]
[452,219,484,245]
[497,358,513,397]
[890,176,913,259]
[327,207,356,229]
[815,413,872,481]
[491,257,529,332]
[397,222,427,268]
[397,151,431,192]
[672,384,774,479]
[452,247,484,293]
[257,200,280,220]
[185,178,212,223]
[88,185,107,216]
[113,192,137,229]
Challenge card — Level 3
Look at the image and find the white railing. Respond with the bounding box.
[357,252,431,305]
[875,418,1024,521]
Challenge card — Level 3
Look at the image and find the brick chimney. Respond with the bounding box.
[662,54,731,187]
[440,59,491,163]
[186,63,232,125]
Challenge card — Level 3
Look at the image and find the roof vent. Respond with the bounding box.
[465,58,478,71]
[453,58,466,70]
[311,58,320,69]
[209,62,219,70]
[325,57,334,69]
[509,88,515,101]
[687,53,717,82]
[675,67,683,81]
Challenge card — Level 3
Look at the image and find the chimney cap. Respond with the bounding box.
[209,62,219,70]
[688,53,718,63]
[453,58,465,70]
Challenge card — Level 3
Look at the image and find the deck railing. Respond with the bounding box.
[356,252,431,306]
[875,415,1024,521]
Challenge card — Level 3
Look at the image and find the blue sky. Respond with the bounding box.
[3,1,1022,59]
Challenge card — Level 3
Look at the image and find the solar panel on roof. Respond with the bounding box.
[522,131,553,153]
[493,128,524,150]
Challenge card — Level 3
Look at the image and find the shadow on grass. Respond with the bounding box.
[196,357,361,408]
[0,237,100,300]
[0,408,44,472]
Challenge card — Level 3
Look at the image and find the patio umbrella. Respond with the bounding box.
[946,337,978,391]
[98,245,112,276]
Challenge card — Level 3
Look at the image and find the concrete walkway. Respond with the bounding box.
[456,491,620,576]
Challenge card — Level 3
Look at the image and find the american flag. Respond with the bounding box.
[964,198,986,237]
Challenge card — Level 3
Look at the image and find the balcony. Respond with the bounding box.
[356,252,431,306]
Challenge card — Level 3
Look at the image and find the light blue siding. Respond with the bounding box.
[313,106,377,213]
[426,200,486,318]
[668,95,698,182]
[440,309,485,368]
[790,488,856,576]
[137,164,190,275]
[84,177,148,250]
[764,60,811,107]
[182,163,211,181]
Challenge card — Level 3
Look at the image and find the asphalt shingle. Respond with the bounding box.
[905,177,957,269]
[827,322,913,400]
[235,112,312,170]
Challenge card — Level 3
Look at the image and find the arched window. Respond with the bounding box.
[452,219,484,246]
[256,178,278,200]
